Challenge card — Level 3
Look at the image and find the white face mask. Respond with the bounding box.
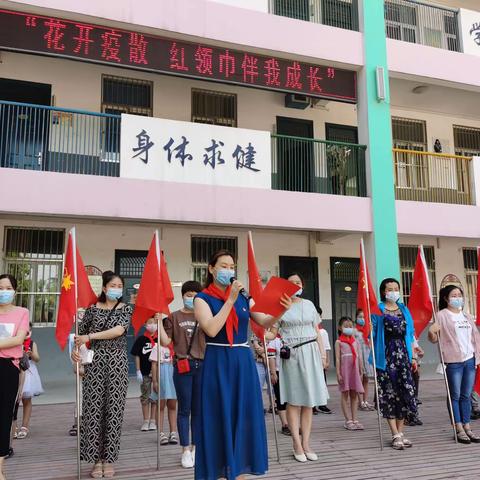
[145,324,158,333]
[385,291,400,303]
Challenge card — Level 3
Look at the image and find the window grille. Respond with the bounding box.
[3,227,65,326]
[454,125,480,157]
[463,248,477,318]
[191,89,237,127]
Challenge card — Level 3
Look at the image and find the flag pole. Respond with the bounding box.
[361,238,384,451]
[262,335,280,463]
[155,230,162,471]
[72,227,82,480]
[419,246,457,443]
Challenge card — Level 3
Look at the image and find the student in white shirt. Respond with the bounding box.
[314,308,332,415]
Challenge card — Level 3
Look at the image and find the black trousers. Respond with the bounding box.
[272,371,287,412]
[0,358,19,457]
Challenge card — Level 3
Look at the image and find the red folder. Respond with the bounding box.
[251,276,300,317]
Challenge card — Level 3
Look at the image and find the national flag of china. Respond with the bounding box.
[55,229,97,350]
[248,232,265,340]
[408,247,434,337]
[476,247,480,326]
[132,231,174,334]
[357,242,381,343]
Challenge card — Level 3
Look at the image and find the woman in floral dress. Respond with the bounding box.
[371,278,417,451]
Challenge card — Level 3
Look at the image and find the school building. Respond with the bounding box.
[0,0,480,400]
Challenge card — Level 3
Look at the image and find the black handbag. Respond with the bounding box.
[280,344,290,360]
[19,352,30,371]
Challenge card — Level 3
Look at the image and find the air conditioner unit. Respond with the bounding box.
[285,93,310,110]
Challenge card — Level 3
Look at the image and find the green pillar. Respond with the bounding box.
[358,0,400,289]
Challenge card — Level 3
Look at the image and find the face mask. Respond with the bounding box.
[106,288,123,301]
[342,327,354,336]
[449,297,464,309]
[385,291,400,303]
[146,324,158,333]
[0,290,15,305]
[216,268,235,286]
[294,288,303,297]
[356,318,365,327]
[183,297,194,310]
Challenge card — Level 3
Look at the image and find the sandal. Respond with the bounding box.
[69,425,78,436]
[169,431,178,444]
[456,429,471,444]
[103,463,115,478]
[13,427,18,440]
[17,427,29,439]
[90,463,103,478]
[353,421,364,430]
[465,429,480,443]
[400,432,412,448]
[391,433,404,450]
[343,420,356,431]
[365,402,376,411]
[160,432,169,446]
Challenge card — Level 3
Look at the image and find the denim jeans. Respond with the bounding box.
[173,359,203,447]
[445,356,476,424]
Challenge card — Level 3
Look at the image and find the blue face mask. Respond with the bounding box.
[0,290,15,305]
[342,327,354,336]
[183,297,194,310]
[356,318,365,327]
[106,288,123,301]
[449,297,464,309]
[216,268,235,287]
[294,288,303,297]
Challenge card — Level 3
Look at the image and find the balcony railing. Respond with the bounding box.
[269,0,359,31]
[271,134,367,197]
[393,148,473,205]
[385,0,461,52]
[0,101,121,176]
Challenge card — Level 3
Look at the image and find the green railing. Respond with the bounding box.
[271,134,367,197]
[0,101,121,176]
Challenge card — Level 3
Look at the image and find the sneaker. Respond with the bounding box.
[281,425,292,436]
[318,406,332,414]
[149,420,157,431]
[169,431,178,444]
[191,448,195,465]
[160,432,169,445]
[181,450,194,469]
[141,421,150,432]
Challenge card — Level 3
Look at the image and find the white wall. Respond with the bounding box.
[0,51,358,139]
[208,0,269,12]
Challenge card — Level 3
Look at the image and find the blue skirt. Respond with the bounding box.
[195,345,268,480]
[151,363,176,401]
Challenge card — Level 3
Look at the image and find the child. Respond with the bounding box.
[405,336,424,426]
[354,309,375,411]
[316,308,332,414]
[17,325,43,439]
[335,316,364,430]
[150,338,178,445]
[131,316,158,431]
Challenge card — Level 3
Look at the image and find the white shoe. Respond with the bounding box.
[140,421,149,432]
[305,451,318,461]
[293,451,307,463]
[148,421,157,431]
[181,450,194,468]
[191,448,195,465]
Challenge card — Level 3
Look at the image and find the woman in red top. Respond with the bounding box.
[0,274,29,480]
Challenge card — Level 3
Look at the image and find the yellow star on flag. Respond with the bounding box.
[62,268,75,292]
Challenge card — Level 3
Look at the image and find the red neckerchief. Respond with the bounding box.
[23,338,32,352]
[144,331,157,348]
[203,284,238,346]
[339,334,357,365]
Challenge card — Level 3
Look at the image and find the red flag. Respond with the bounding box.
[476,247,480,326]
[475,368,480,396]
[357,239,381,343]
[247,232,265,339]
[132,231,173,334]
[55,228,97,350]
[408,246,434,337]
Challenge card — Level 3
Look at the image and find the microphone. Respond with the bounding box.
[230,277,251,299]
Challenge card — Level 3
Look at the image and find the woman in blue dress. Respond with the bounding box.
[194,250,290,480]
[371,277,417,451]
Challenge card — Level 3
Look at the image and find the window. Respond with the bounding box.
[384,1,417,43]
[392,117,428,190]
[102,75,153,155]
[191,236,238,285]
[454,125,480,157]
[463,248,477,318]
[191,89,237,127]
[272,0,310,21]
[321,0,358,31]
[399,245,437,306]
[3,227,65,326]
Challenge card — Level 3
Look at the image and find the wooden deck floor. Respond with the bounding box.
[5,380,479,480]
